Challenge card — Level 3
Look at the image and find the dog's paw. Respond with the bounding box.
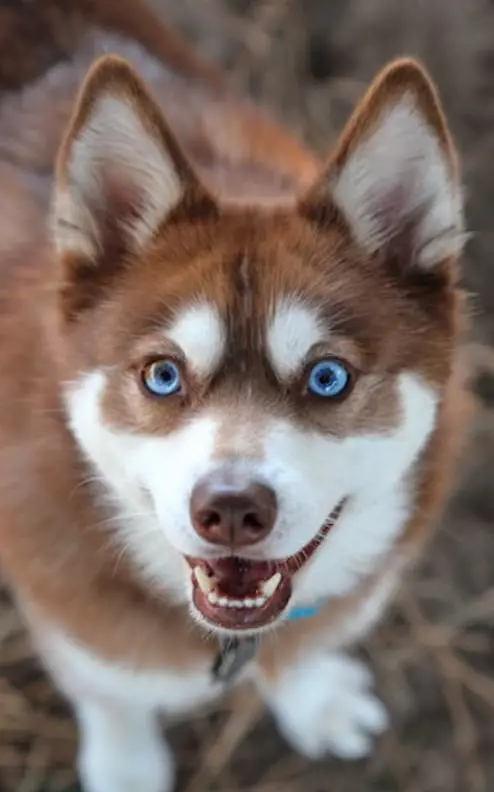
[77,703,174,792]
[265,653,389,760]
[79,741,174,792]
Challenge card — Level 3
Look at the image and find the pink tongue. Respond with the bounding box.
[205,557,276,597]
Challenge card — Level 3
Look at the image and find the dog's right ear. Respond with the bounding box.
[53,55,215,311]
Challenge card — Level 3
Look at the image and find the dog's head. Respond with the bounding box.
[52,55,464,634]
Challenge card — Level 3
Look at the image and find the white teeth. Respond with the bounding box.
[196,566,279,610]
[194,566,216,594]
[205,594,267,609]
[260,572,282,599]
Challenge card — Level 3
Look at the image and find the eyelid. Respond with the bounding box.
[304,341,365,376]
[128,348,186,374]
[303,354,357,378]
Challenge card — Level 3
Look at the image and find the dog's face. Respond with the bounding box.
[53,56,463,634]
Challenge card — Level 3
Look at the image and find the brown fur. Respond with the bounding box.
[0,0,469,689]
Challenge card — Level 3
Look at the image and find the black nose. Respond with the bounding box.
[190,467,277,548]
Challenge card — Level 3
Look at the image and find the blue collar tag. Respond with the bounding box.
[286,602,322,621]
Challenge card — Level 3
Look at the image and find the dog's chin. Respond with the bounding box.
[185,500,346,634]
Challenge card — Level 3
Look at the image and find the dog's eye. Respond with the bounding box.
[307,359,350,398]
[142,359,182,397]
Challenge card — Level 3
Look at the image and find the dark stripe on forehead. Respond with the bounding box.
[224,252,263,368]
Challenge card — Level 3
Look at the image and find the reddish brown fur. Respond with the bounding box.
[0,0,471,689]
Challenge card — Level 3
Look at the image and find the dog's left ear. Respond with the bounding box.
[301,58,464,271]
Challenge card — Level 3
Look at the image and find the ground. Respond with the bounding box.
[2,1,494,790]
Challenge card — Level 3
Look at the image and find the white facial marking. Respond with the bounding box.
[267,298,325,378]
[65,366,437,631]
[64,371,222,602]
[251,373,437,603]
[332,96,464,269]
[166,303,225,377]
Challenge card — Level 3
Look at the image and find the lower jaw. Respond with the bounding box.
[188,499,346,632]
[192,574,292,631]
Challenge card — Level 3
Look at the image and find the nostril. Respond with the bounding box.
[243,512,264,531]
[199,509,221,530]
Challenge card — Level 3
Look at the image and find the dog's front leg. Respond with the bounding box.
[31,623,221,792]
[257,649,388,760]
[74,697,174,792]
[254,570,401,759]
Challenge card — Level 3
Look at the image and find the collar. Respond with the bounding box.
[286,602,321,620]
[211,599,324,683]
[212,635,258,683]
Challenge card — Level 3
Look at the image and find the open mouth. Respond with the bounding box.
[187,500,345,631]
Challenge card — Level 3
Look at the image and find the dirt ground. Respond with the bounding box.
[2,0,494,790]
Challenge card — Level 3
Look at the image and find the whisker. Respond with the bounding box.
[92,511,157,530]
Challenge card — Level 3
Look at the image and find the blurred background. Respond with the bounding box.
[2,0,494,790]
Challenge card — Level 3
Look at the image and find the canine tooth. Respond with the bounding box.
[218,597,229,607]
[208,592,219,605]
[194,566,216,594]
[244,598,256,608]
[260,572,282,599]
[255,597,267,607]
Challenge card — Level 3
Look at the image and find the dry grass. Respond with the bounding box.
[2,0,494,789]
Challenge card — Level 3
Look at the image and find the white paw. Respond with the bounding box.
[79,738,174,792]
[77,703,174,792]
[266,653,389,760]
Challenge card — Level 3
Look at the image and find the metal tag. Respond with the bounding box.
[211,636,257,684]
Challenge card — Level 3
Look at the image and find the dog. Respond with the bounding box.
[0,2,469,790]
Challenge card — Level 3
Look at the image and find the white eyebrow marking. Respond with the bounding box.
[267,298,326,378]
[166,303,225,376]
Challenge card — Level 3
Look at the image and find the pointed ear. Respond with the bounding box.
[53,55,214,272]
[301,59,464,271]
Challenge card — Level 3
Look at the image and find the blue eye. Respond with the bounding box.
[142,359,182,397]
[307,359,350,398]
